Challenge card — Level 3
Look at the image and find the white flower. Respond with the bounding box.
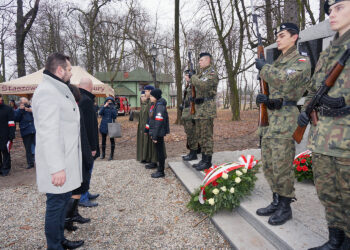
[222,173,228,180]
[212,188,220,195]
[230,187,235,193]
[220,186,227,192]
[236,170,243,176]
[242,168,247,174]
[235,177,241,183]
[208,198,215,206]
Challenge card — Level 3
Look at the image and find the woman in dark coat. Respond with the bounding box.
[99,97,117,160]
[64,84,94,232]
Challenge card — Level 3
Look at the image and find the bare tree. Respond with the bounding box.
[15,0,40,77]
[174,0,182,124]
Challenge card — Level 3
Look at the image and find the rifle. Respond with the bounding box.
[251,0,269,127]
[293,48,350,144]
[184,51,196,115]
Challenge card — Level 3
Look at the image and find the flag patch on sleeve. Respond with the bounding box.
[298,58,307,62]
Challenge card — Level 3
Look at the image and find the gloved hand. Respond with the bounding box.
[256,94,268,105]
[297,111,310,127]
[255,58,267,71]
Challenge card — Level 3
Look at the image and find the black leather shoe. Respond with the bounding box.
[268,196,293,225]
[151,171,165,178]
[196,155,212,171]
[72,206,91,224]
[64,221,78,231]
[78,200,98,207]
[64,198,78,231]
[183,150,198,161]
[340,236,350,250]
[308,227,345,250]
[88,193,100,200]
[193,153,205,168]
[145,163,157,169]
[61,239,84,249]
[256,193,280,216]
[100,146,106,159]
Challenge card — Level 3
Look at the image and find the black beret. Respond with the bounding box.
[144,85,155,91]
[199,52,212,59]
[275,23,299,36]
[324,0,350,15]
[150,88,162,100]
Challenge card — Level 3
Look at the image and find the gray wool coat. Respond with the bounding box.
[32,73,82,194]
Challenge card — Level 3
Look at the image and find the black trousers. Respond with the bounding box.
[155,137,165,172]
[45,192,71,250]
[22,133,35,165]
[101,133,115,148]
[0,146,11,175]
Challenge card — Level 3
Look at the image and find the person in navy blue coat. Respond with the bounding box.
[99,97,117,160]
[14,97,36,169]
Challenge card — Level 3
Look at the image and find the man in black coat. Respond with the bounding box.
[78,77,100,207]
[0,94,15,176]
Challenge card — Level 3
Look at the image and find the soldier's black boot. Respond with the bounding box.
[256,193,280,216]
[268,196,293,225]
[183,150,197,161]
[64,198,78,231]
[308,227,345,250]
[192,153,205,168]
[72,200,91,224]
[340,236,350,250]
[100,145,106,159]
[196,155,212,171]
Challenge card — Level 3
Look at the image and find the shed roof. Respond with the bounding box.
[95,68,173,83]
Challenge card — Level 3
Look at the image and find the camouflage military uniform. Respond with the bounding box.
[191,65,219,156]
[260,46,311,198]
[304,29,350,237]
[181,87,198,151]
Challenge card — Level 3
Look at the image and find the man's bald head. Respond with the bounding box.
[79,77,93,93]
[20,97,29,104]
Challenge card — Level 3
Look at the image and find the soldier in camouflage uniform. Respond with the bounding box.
[298,1,350,249]
[185,52,219,171]
[255,23,312,226]
[181,85,199,161]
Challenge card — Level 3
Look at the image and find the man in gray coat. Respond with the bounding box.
[32,53,84,249]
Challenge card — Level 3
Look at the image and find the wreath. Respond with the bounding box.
[187,155,259,216]
[293,150,313,182]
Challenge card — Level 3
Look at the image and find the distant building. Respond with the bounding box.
[95,68,174,108]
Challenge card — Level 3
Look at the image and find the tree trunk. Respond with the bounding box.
[283,0,299,24]
[174,0,182,124]
[265,0,274,45]
[15,0,40,77]
[319,0,325,22]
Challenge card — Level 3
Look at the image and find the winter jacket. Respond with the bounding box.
[99,97,117,134]
[32,70,82,194]
[14,107,36,137]
[0,103,15,149]
[79,88,98,152]
[145,98,170,140]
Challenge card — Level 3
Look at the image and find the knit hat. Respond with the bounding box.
[144,85,155,91]
[150,88,162,100]
[141,90,145,95]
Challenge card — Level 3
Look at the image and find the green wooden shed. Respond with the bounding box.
[95,68,174,108]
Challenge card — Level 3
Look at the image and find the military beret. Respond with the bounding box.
[199,52,212,59]
[144,85,155,91]
[274,23,300,36]
[324,0,350,15]
[141,90,145,95]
